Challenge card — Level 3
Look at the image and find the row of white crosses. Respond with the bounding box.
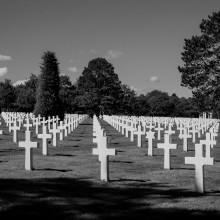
[92,115,117,182]
[1,112,88,171]
[103,114,219,194]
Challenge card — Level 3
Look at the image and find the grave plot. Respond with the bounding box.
[0,115,220,219]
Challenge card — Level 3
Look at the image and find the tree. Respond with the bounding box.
[146,90,175,116]
[119,84,138,115]
[135,94,150,116]
[34,51,64,120]
[178,11,220,114]
[0,79,16,111]
[14,73,39,112]
[75,57,123,116]
[59,75,76,113]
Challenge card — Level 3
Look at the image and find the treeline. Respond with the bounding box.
[0,57,199,118]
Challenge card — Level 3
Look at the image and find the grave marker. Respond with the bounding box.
[19,130,39,170]
[37,125,52,155]
[146,130,155,156]
[157,134,177,169]
[134,125,145,147]
[185,143,214,193]
[93,136,117,181]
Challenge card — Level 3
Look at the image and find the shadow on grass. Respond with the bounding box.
[171,167,195,170]
[52,154,76,157]
[110,160,133,164]
[35,168,72,172]
[0,178,219,220]
[80,123,93,126]
[110,178,147,182]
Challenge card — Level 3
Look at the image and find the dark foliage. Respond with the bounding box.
[74,57,123,117]
[178,11,220,114]
[33,51,64,120]
[0,79,16,111]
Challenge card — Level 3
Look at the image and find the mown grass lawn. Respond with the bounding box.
[0,116,220,220]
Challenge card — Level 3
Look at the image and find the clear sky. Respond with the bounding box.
[0,0,220,98]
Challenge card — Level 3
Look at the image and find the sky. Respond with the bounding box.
[0,0,220,98]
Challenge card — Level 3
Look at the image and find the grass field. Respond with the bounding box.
[0,116,220,219]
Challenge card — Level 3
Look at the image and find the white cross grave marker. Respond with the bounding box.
[157,134,177,169]
[11,119,20,143]
[165,123,175,142]
[49,123,60,147]
[200,132,216,158]
[19,130,39,170]
[182,128,192,151]
[93,136,117,182]
[146,130,155,156]
[185,143,214,193]
[155,122,163,140]
[134,125,145,147]
[37,125,52,156]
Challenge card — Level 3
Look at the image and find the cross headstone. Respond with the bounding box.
[157,134,177,169]
[164,123,175,142]
[58,121,65,141]
[23,117,33,131]
[134,125,145,147]
[185,143,214,193]
[146,130,155,156]
[37,125,52,156]
[11,119,20,143]
[155,123,163,140]
[200,132,216,158]
[182,128,192,151]
[93,136,117,182]
[130,122,137,142]
[188,124,198,143]
[49,123,60,147]
[19,130,39,170]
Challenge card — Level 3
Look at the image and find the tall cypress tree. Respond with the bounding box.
[34,51,64,120]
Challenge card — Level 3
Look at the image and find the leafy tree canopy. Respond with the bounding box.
[75,57,123,116]
[178,11,220,112]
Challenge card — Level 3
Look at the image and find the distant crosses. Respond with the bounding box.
[185,143,214,194]
[157,134,177,169]
[58,121,65,141]
[155,122,163,140]
[165,123,175,142]
[33,117,41,134]
[182,128,192,151]
[49,123,60,147]
[200,132,216,158]
[188,124,198,143]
